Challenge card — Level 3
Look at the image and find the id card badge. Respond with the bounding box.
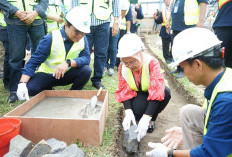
[173,0,180,13]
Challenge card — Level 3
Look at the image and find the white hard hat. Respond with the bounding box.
[66,6,91,33]
[117,33,145,58]
[171,27,222,67]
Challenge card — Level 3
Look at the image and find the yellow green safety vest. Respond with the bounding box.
[79,0,113,21]
[121,55,152,92]
[161,7,167,26]
[173,0,200,25]
[203,68,232,135]
[218,0,231,9]
[36,30,85,74]
[46,0,62,33]
[0,12,6,27]
[120,9,129,30]
[7,0,41,19]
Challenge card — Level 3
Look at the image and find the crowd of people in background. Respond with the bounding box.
[0,0,144,103]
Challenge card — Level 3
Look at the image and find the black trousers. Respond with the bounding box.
[130,86,171,121]
[162,37,172,61]
[27,65,92,96]
[214,26,232,68]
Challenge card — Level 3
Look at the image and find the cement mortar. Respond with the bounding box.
[23,97,103,119]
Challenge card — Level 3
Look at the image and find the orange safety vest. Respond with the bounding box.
[218,0,231,9]
[161,7,167,26]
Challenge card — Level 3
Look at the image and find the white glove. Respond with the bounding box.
[161,127,183,149]
[135,114,152,142]
[17,83,29,101]
[146,142,169,157]
[122,109,136,131]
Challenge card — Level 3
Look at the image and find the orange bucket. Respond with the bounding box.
[0,118,21,157]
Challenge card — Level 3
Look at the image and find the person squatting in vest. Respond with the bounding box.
[115,34,171,142]
[146,28,232,157]
[16,6,92,101]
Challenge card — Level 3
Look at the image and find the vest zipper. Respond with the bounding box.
[22,0,26,11]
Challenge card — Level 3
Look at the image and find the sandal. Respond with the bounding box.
[147,124,155,133]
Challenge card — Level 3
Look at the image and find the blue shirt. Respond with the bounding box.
[213,1,232,28]
[71,0,120,26]
[171,0,208,31]
[22,27,90,77]
[190,70,232,157]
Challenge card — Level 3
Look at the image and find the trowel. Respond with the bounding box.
[90,87,103,109]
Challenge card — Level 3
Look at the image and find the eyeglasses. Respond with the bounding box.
[122,59,137,66]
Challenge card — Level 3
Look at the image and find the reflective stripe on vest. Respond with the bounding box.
[218,0,231,9]
[7,0,41,19]
[0,12,6,27]
[203,68,232,134]
[79,0,113,21]
[37,30,85,74]
[121,55,152,92]
[161,7,167,26]
[120,9,129,30]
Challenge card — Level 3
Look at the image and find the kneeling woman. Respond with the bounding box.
[115,34,171,142]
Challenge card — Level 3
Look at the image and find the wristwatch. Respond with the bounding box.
[66,59,71,67]
[168,149,174,157]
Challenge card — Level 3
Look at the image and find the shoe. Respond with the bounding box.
[92,82,105,89]
[169,69,179,74]
[166,59,172,64]
[108,68,114,76]
[147,124,155,133]
[175,71,184,78]
[8,92,18,103]
[102,67,107,76]
[0,73,3,78]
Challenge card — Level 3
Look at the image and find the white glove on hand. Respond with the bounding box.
[161,127,183,149]
[135,114,152,142]
[122,109,136,131]
[146,142,170,157]
[17,83,29,101]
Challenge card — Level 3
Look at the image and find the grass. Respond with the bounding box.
[0,60,122,156]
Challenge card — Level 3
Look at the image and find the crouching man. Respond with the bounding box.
[146,28,232,157]
[17,6,92,100]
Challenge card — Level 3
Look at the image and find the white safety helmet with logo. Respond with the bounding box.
[66,6,91,33]
[117,33,145,58]
[171,27,222,67]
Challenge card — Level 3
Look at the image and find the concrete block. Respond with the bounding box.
[9,135,33,157]
[46,138,67,154]
[3,150,20,157]
[60,144,85,157]
[123,125,139,153]
[27,140,51,157]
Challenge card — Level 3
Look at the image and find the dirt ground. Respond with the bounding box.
[113,33,191,157]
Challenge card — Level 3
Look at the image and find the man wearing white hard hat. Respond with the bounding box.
[146,28,232,157]
[115,33,171,142]
[16,6,92,100]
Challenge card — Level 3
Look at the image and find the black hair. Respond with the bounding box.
[186,56,224,70]
[66,20,72,27]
